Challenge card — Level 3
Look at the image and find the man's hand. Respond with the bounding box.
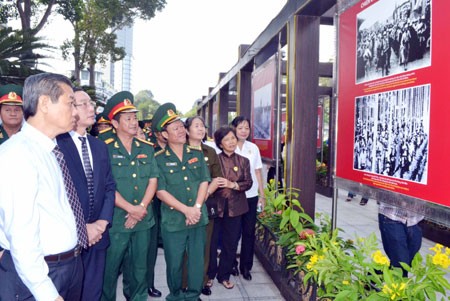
[124,216,139,229]
[127,204,147,221]
[184,206,201,226]
[86,223,103,246]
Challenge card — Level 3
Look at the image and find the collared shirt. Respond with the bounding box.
[0,122,78,301]
[235,140,263,198]
[378,202,424,226]
[69,131,93,172]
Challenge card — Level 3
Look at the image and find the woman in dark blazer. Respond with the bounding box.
[207,126,252,289]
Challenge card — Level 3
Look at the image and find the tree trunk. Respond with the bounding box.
[73,30,81,85]
[89,61,95,87]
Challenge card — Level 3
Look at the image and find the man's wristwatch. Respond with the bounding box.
[195,203,202,209]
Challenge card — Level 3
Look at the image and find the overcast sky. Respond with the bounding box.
[34,0,338,114]
[132,0,288,113]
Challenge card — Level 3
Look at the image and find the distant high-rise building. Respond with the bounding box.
[109,26,133,92]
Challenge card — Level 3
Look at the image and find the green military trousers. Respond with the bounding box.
[102,229,151,301]
[162,225,206,301]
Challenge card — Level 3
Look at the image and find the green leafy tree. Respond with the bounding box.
[134,90,160,120]
[0,1,63,67]
[0,27,52,81]
[59,0,166,85]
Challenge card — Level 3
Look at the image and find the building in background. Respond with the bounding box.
[107,26,133,92]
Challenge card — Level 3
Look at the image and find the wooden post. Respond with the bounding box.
[285,15,320,218]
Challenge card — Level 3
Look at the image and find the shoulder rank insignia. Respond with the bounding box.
[136,137,154,147]
[114,141,120,148]
[154,149,165,157]
[99,127,113,134]
[187,145,202,151]
[105,138,115,144]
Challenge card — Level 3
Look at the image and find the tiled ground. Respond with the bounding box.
[115,190,449,300]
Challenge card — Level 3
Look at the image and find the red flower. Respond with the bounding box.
[299,229,315,239]
[295,244,306,254]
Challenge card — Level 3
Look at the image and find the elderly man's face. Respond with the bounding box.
[46,83,77,135]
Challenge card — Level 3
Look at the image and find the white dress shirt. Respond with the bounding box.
[69,131,93,172]
[0,122,78,301]
[235,140,263,198]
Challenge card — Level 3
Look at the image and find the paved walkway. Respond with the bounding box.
[116,189,447,300]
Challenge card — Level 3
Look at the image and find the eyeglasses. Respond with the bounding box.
[74,100,96,109]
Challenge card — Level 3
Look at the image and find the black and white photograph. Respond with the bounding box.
[253,83,272,140]
[356,0,431,83]
[353,84,430,184]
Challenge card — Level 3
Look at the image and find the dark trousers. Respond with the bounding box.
[208,210,242,282]
[81,247,106,301]
[0,250,83,301]
[239,196,258,272]
[378,214,422,277]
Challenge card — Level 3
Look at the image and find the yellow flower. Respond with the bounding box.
[372,250,390,266]
[342,280,349,285]
[430,243,443,253]
[382,282,406,300]
[432,252,449,269]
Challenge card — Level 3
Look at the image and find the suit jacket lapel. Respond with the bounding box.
[61,133,86,183]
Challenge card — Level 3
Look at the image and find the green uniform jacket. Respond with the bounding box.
[107,137,159,233]
[0,124,9,145]
[155,144,211,232]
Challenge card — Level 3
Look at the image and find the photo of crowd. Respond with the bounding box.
[356,0,431,83]
[353,84,430,184]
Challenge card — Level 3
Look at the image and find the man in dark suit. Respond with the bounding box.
[57,88,116,301]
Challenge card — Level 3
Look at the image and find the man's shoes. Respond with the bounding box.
[201,286,212,295]
[360,198,368,206]
[148,287,162,298]
[231,265,239,276]
[241,269,252,281]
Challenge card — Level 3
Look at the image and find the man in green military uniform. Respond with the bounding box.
[90,111,113,137]
[96,112,116,142]
[101,91,159,301]
[153,103,210,301]
[0,84,23,145]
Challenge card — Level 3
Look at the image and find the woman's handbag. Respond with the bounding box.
[205,195,218,219]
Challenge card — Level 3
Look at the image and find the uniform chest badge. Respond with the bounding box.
[137,154,147,159]
[166,162,177,166]
[113,154,125,159]
[188,157,198,164]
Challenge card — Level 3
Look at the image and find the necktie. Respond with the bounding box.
[53,145,88,249]
[79,137,95,220]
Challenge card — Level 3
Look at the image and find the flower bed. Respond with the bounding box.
[256,180,450,301]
